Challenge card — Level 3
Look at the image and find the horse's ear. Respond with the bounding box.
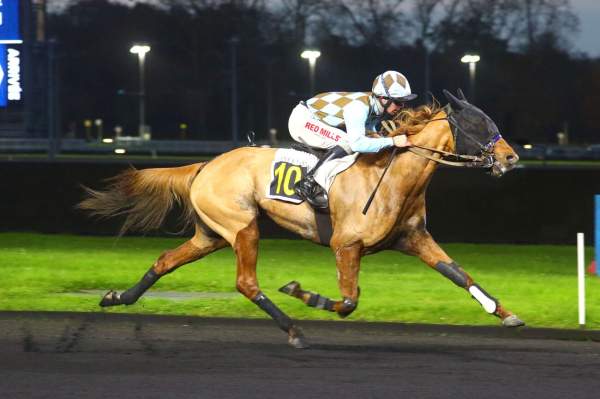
[443,89,464,110]
[457,88,468,102]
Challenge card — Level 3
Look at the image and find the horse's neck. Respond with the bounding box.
[385,110,452,193]
[410,110,452,151]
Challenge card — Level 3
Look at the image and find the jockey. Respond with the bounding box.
[288,70,418,208]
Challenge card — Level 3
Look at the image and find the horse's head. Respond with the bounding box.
[443,89,519,177]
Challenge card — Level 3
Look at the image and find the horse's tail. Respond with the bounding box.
[77,162,208,235]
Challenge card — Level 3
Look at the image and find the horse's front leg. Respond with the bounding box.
[395,230,524,327]
[280,242,361,319]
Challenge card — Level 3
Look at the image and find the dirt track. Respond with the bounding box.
[1,311,599,399]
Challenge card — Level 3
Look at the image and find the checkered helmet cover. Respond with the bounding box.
[372,71,414,99]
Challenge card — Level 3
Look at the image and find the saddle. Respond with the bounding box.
[247,130,328,161]
[290,142,327,160]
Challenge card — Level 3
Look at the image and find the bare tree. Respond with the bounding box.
[275,0,324,45]
[412,0,444,46]
[410,0,444,96]
[427,0,578,52]
[324,0,411,48]
[512,0,579,50]
[160,0,265,13]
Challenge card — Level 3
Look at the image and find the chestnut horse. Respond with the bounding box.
[79,91,523,348]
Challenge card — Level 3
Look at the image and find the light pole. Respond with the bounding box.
[461,54,480,102]
[229,37,239,146]
[130,44,151,138]
[301,50,321,95]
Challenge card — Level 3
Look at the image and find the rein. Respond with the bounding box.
[362,108,500,214]
[381,115,498,169]
[361,147,398,215]
[408,144,493,168]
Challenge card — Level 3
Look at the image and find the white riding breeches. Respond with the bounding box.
[288,103,352,153]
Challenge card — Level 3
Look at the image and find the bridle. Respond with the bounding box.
[362,99,505,215]
[381,106,502,169]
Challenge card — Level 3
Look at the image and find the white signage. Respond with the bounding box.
[7,47,21,101]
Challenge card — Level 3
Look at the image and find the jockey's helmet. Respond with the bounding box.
[372,71,418,102]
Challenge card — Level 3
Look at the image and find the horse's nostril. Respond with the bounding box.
[506,155,517,164]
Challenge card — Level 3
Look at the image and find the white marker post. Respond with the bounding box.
[577,233,585,327]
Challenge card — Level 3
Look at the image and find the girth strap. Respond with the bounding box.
[315,208,333,245]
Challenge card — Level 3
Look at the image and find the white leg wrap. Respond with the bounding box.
[468,285,497,314]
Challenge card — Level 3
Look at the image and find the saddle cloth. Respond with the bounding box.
[265,148,359,203]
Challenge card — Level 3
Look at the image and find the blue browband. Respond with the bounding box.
[483,133,503,152]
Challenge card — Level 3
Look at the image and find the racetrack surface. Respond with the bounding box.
[1,312,599,399]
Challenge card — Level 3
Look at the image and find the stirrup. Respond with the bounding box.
[306,196,328,209]
[295,177,328,209]
[305,187,329,209]
[295,175,316,197]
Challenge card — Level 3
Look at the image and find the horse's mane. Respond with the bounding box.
[388,98,443,137]
[361,98,447,166]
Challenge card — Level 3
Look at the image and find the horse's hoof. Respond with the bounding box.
[279,281,301,297]
[99,290,121,307]
[502,314,525,327]
[288,326,309,349]
[288,335,309,349]
[337,297,358,319]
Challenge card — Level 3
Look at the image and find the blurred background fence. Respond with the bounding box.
[1,160,596,245]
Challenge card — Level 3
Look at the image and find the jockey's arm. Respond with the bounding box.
[343,102,394,153]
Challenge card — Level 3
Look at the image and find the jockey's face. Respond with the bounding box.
[378,97,405,117]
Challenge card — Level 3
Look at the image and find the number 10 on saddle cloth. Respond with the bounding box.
[266,148,358,204]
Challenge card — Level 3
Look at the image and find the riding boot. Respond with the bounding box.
[295,146,350,209]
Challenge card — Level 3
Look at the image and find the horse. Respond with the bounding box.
[79,90,524,348]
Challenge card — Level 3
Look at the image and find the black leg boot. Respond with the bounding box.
[295,146,350,209]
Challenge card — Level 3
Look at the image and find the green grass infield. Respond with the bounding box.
[1,233,598,330]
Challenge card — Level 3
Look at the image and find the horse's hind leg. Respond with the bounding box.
[232,218,308,349]
[100,227,227,307]
[280,242,362,319]
[396,230,524,327]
